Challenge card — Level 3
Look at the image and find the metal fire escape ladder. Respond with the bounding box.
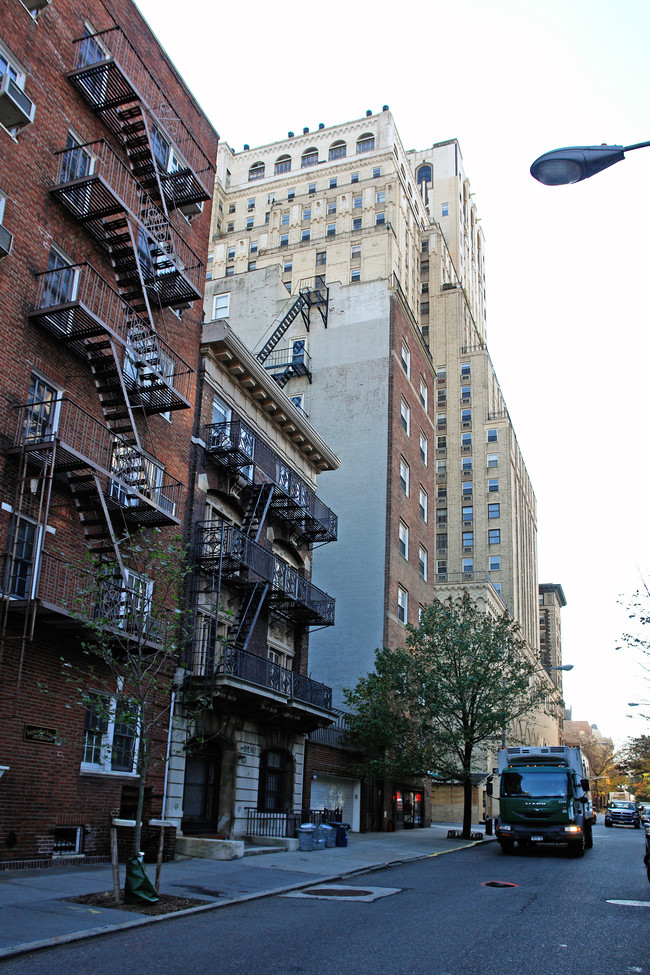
[256,293,309,366]
[240,484,274,542]
[228,581,269,652]
[114,103,169,215]
[67,470,127,579]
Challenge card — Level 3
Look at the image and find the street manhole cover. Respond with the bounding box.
[284,884,401,902]
[482,881,518,888]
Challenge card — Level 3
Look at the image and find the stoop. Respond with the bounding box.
[175,836,244,860]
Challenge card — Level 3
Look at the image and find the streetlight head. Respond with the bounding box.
[530,145,626,185]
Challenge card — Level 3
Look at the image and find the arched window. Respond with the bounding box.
[417,164,432,184]
[248,161,265,181]
[275,154,291,175]
[329,140,347,161]
[301,147,319,168]
[356,133,375,154]
[258,749,293,811]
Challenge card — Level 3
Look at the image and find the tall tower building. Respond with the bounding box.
[204,108,561,776]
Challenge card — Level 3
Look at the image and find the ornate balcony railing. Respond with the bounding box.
[195,521,335,626]
[29,262,193,412]
[198,645,333,709]
[11,398,182,526]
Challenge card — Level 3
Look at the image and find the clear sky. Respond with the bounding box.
[134,0,650,745]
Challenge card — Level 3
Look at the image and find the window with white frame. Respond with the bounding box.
[419,377,428,411]
[489,478,499,492]
[419,487,428,522]
[399,457,409,496]
[401,341,410,376]
[356,134,375,153]
[487,429,498,443]
[487,453,499,468]
[213,293,230,320]
[82,692,138,774]
[400,398,410,435]
[397,586,408,624]
[489,556,501,571]
[5,513,42,599]
[398,521,409,560]
[418,545,428,580]
[419,431,428,466]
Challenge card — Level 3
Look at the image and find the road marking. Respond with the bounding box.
[607,899,650,908]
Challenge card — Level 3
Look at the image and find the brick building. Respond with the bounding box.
[0,0,217,862]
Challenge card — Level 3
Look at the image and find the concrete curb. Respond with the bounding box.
[0,837,493,960]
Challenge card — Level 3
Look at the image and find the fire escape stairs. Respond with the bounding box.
[228,581,269,653]
[256,294,309,366]
[240,484,274,542]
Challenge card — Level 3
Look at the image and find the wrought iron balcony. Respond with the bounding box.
[11,397,182,526]
[50,139,203,307]
[203,421,338,544]
[195,521,335,626]
[261,343,312,386]
[189,643,332,710]
[28,262,193,414]
[67,26,213,212]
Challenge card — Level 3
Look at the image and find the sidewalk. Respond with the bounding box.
[0,824,495,959]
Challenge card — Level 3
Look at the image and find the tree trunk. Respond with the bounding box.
[462,776,473,838]
[134,749,149,856]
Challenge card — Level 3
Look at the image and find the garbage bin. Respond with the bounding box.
[297,823,316,851]
[330,822,349,847]
[322,824,336,848]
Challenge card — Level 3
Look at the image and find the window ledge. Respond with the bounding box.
[80,765,139,778]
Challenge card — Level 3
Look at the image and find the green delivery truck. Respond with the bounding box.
[490,745,593,856]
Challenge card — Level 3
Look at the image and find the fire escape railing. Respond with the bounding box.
[11,398,183,523]
[29,262,194,409]
[68,26,214,200]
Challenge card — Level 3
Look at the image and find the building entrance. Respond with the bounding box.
[393,789,424,829]
[181,750,222,835]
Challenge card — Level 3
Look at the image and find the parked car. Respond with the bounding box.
[604,800,641,828]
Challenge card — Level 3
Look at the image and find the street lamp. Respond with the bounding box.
[628,701,650,707]
[530,142,650,185]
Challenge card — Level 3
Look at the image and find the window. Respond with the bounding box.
[462,456,472,472]
[60,130,95,189]
[487,453,499,468]
[248,161,265,181]
[487,429,498,443]
[351,172,359,183]
[250,241,258,254]
[397,587,408,624]
[437,436,447,451]
[436,560,447,578]
[281,211,290,226]
[301,148,319,168]
[401,341,410,376]
[417,164,432,184]
[225,266,234,277]
[289,393,305,412]
[329,177,338,189]
[462,505,473,523]
[288,188,295,200]
[436,508,447,528]
[437,413,447,429]
[227,221,234,232]
[5,513,41,598]
[327,223,336,237]
[436,460,447,476]
[488,478,499,492]
[461,432,472,448]
[352,217,362,231]
[462,530,474,548]
[283,259,293,274]
[308,182,316,195]
[246,217,254,230]
[419,488,428,522]
[302,206,311,222]
[329,141,347,160]
[351,244,361,260]
[227,246,235,261]
[275,155,291,175]
[493,583,502,596]
[488,503,500,519]
[489,556,501,571]
[301,229,310,243]
[248,260,256,271]
[280,234,289,248]
[419,432,428,465]
[419,378,428,411]
[247,198,255,212]
[356,134,375,153]
[400,398,410,435]
[258,749,293,811]
[267,193,275,205]
[316,251,326,266]
[441,203,449,216]
[353,195,362,209]
[462,482,473,497]
[461,386,471,402]
[82,692,138,774]
[420,302,429,316]
[373,167,381,178]
[489,529,501,545]
[399,458,409,496]
[350,267,360,282]
[376,190,385,204]
[376,212,386,225]
[0,42,34,131]
[213,293,230,320]
[463,559,474,576]
[418,546,428,581]
[436,533,447,553]
[43,247,79,310]
[398,521,409,560]
[228,203,236,214]
[461,409,471,426]
[327,200,337,214]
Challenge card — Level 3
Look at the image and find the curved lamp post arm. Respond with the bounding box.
[530,142,650,185]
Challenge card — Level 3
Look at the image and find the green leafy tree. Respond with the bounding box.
[343,594,547,837]
[618,735,650,800]
[68,529,191,864]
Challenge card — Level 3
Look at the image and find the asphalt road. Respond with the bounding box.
[3,824,649,975]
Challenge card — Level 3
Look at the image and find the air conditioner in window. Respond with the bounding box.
[179,200,203,218]
[0,73,35,129]
[22,0,51,11]
[0,223,13,259]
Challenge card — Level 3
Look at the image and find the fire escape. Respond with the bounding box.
[1,27,214,661]
[255,278,328,388]
[188,418,337,713]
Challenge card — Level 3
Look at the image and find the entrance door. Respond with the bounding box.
[182,751,221,834]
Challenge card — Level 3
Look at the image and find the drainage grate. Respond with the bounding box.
[284,884,401,902]
[482,881,518,888]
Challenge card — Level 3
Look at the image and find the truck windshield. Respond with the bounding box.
[502,769,570,798]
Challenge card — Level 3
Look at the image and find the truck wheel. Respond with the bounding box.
[499,839,515,854]
[585,823,593,849]
[568,834,585,857]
